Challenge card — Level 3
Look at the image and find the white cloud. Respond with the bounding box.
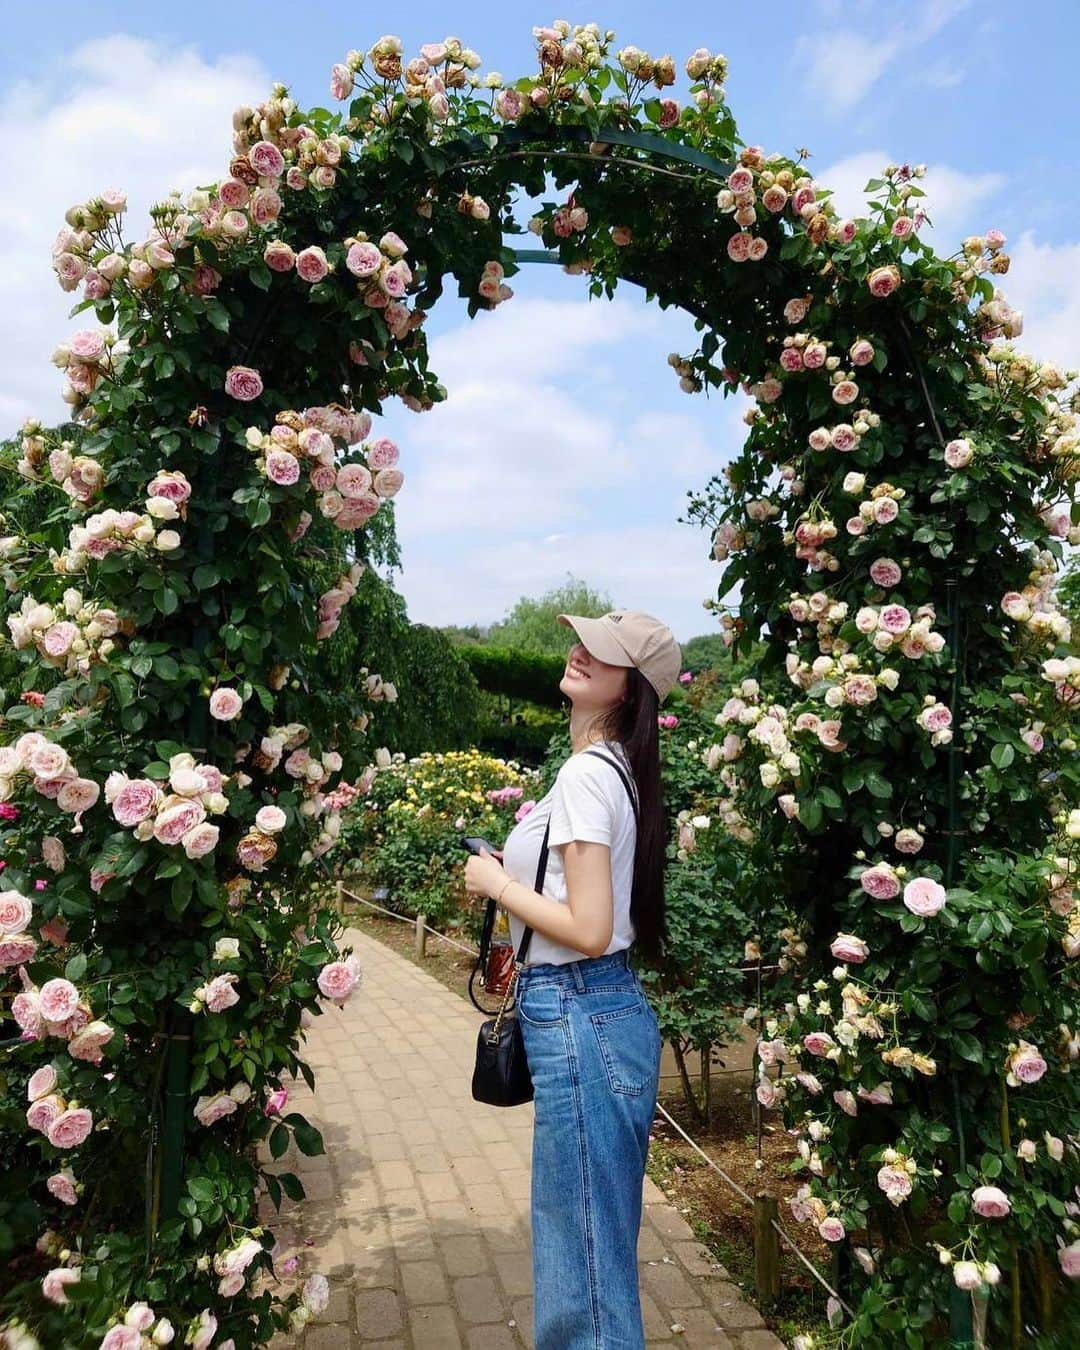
[390,522,719,643]
[817,150,1004,242]
[0,36,269,433]
[796,0,972,115]
[999,233,1080,375]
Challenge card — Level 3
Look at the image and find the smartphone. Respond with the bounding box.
[461,835,500,856]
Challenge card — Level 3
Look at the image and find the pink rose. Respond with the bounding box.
[309,463,337,492]
[264,240,296,272]
[330,63,354,100]
[496,88,524,119]
[873,497,899,525]
[833,1090,857,1117]
[317,955,362,1002]
[831,425,858,452]
[47,1106,93,1148]
[47,1170,78,1205]
[849,339,875,366]
[780,348,804,373]
[971,1185,1010,1219]
[869,558,902,588]
[944,438,973,469]
[1022,729,1044,754]
[903,877,947,917]
[39,978,80,1023]
[204,973,240,1014]
[13,989,44,1038]
[833,380,859,406]
[192,264,222,295]
[209,688,244,721]
[224,366,263,402]
[374,468,404,498]
[830,933,869,964]
[658,98,680,128]
[27,1094,64,1133]
[334,495,381,529]
[193,1093,238,1127]
[249,141,285,178]
[336,463,373,498]
[1059,1243,1080,1278]
[861,864,901,901]
[69,329,105,363]
[367,437,399,469]
[879,605,912,635]
[264,1087,289,1116]
[867,265,901,298]
[250,187,281,227]
[726,233,752,263]
[183,823,220,860]
[1005,1040,1047,1086]
[0,890,32,935]
[877,1163,913,1205]
[818,1217,845,1242]
[296,246,329,283]
[859,1083,893,1105]
[728,167,754,194]
[148,470,192,503]
[756,1078,782,1108]
[266,449,301,486]
[762,185,788,213]
[68,1021,114,1064]
[43,1267,80,1305]
[57,778,100,813]
[843,675,878,706]
[100,1328,142,1350]
[112,779,159,827]
[28,1065,58,1100]
[802,343,827,370]
[892,216,914,238]
[803,1032,836,1058]
[346,242,383,277]
[154,800,207,847]
[218,179,249,208]
[784,298,809,324]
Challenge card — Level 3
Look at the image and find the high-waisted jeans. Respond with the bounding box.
[517,949,662,1350]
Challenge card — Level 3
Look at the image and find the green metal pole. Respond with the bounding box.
[945,574,975,1350]
[157,452,216,1227]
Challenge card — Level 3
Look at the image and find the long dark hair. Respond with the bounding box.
[596,668,667,962]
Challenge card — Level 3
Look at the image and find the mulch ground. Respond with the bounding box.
[343,902,829,1344]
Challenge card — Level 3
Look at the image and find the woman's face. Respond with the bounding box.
[559,641,628,713]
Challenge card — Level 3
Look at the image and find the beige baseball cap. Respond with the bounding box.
[558,610,682,701]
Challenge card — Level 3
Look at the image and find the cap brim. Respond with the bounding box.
[558,614,635,668]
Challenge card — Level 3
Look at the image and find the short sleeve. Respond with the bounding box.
[549,755,616,849]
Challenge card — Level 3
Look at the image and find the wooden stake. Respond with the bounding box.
[415,914,427,960]
[753,1192,781,1306]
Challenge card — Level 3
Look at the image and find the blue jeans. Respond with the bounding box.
[517,949,662,1350]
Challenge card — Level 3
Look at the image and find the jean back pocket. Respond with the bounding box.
[590,1000,656,1096]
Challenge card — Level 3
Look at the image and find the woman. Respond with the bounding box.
[465,608,680,1350]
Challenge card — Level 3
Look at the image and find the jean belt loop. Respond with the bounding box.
[571,961,587,993]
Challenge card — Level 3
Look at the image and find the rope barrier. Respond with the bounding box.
[338,879,852,1316]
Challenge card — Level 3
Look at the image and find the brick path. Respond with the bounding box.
[270,928,785,1349]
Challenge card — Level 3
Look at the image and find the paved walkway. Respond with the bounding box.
[269,928,785,1349]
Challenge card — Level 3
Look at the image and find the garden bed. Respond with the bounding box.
[343,905,828,1345]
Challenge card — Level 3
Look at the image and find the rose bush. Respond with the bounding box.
[3,15,1077,1346]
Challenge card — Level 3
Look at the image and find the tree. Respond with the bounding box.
[488,575,614,656]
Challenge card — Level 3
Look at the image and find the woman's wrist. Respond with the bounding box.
[495,877,516,905]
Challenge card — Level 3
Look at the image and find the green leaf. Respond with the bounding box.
[187,1176,215,1203]
[952,1032,983,1063]
[205,301,230,332]
[278,1171,306,1201]
[991,742,1015,769]
[292,1118,325,1157]
[865,772,892,798]
[269,1123,290,1160]
[64,953,88,982]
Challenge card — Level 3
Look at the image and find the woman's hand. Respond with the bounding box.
[464,849,507,900]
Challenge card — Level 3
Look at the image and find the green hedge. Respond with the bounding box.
[460,644,566,708]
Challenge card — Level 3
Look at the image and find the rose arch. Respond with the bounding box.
[1,19,1079,1350]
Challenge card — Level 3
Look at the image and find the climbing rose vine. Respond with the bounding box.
[2,15,1078,1348]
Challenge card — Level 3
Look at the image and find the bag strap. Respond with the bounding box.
[514,816,550,967]
[583,747,639,821]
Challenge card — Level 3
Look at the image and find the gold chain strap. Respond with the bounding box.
[485,962,523,1046]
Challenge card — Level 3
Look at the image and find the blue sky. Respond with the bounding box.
[3,2,1079,639]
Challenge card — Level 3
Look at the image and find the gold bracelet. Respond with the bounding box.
[495,877,516,906]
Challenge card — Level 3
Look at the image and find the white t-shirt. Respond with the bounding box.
[502,743,637,967]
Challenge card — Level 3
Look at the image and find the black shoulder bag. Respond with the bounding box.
[470,818,549,1107]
